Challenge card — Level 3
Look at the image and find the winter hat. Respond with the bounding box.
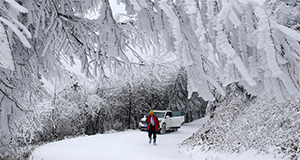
[150,110,154,114]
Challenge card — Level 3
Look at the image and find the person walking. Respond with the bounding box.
[146,110,160,145]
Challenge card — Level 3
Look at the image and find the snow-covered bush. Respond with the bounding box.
[0,105,41,159]
[180,83,300,159]
[35,84,106,140]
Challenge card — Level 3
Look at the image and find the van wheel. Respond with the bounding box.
[160,123,166,134]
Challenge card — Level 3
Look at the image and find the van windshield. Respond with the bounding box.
[154,112,165,118]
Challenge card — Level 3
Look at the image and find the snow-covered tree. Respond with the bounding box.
[167,68,208,122]
[0,0,141,157]
[120,0,300,102]
[98,61,177,129]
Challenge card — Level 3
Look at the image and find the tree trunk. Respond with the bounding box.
[128,83,132,129]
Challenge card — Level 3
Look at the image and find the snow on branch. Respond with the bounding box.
[245,5,300,101]
[157,0,300,101]
[0,0,32,70]
[0,18,31,48]
[4,0,28,13]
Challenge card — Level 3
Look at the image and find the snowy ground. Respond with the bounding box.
[30,116,278,160]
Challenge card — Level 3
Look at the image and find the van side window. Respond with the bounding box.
[172,112,182,117]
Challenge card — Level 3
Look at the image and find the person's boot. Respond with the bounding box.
[149,138,152,144]
[153,139,156,145]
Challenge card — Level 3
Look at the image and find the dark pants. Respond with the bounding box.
[148,125,157,140]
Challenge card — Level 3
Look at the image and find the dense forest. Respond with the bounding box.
[0,0,300,159]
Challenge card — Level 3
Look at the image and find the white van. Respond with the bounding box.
[139,110,185,134]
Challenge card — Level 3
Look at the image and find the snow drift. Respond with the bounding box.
[180,84,300,160]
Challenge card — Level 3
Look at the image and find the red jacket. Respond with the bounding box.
[146,115,159,131]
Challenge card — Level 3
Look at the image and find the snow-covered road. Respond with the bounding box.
[30,116,209,160]
[30,116,277,160]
